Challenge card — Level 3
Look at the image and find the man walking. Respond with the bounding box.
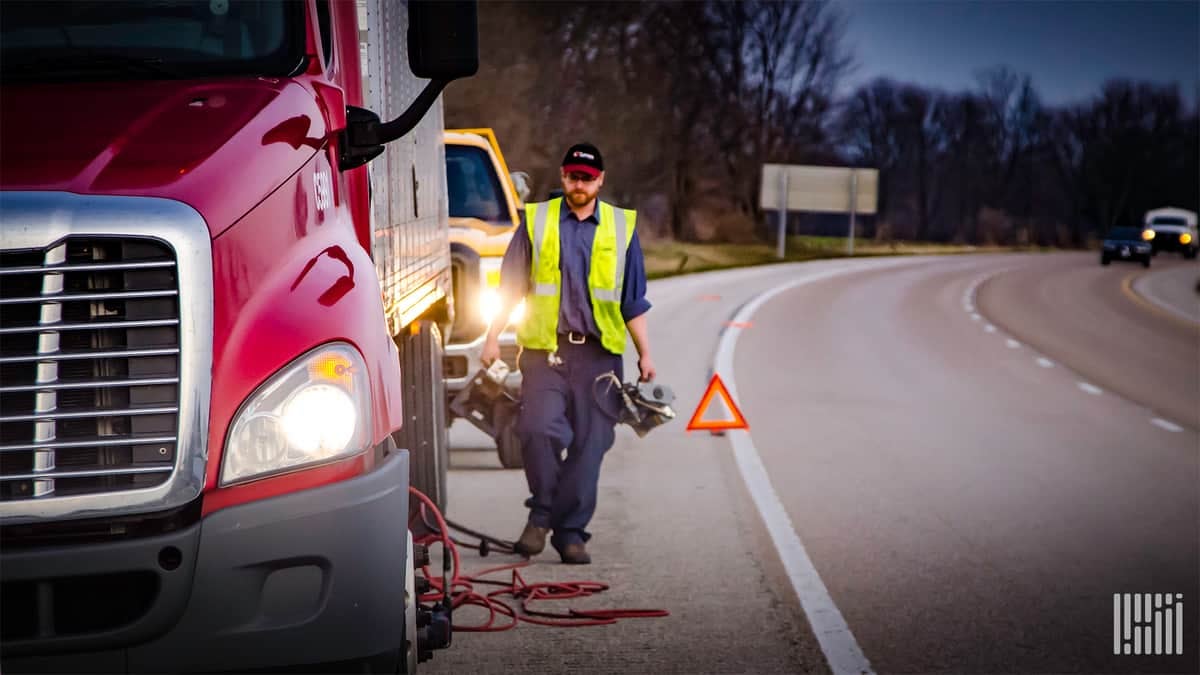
[481,142,655,564]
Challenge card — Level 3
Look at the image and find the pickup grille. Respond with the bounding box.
[0,238,181,502]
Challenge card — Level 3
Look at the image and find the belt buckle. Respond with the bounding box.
[567,331,586,345]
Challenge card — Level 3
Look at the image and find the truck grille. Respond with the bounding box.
[0,238,181,502]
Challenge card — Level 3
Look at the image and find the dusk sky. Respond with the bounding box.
[835,0,1200,108]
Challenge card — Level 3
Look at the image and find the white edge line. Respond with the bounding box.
[1078,382,1103,395]
[715,264,895,675]
[1151,418,1184,433]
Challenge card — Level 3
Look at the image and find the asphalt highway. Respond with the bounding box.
[432,252,1199,674]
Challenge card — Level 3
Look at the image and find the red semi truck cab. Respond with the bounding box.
[0,1,476,672]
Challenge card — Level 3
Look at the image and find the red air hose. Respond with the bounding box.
[408,486,669,631]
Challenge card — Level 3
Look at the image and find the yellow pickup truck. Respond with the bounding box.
[442,128,527,467]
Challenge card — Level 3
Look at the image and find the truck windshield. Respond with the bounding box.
[0,0,304,82]
[447,144,508,222]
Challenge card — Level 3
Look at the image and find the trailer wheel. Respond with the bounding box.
[396,320,449,513]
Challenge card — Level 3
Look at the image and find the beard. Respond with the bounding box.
[568,190,593,206]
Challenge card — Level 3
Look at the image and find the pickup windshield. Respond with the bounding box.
[446,144,508,223]
[1149,217,1188,227]
[0,0,304,81]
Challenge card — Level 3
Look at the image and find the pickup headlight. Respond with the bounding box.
[1181,233,1193,245]
[478,288,526,326]
[478,256,525,327]
[222,343,371,485]
[1142,229,1156,241]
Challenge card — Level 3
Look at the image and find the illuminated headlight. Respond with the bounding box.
[1181,233,1193,245]
[222,343,371,485]
[478,288,526,327]
[1142,229,1156,241]
[480,287,502,326]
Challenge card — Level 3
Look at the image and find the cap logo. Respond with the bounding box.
[573,151,596,160]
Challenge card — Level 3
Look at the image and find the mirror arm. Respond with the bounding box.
[377,78,450,144]
[338,79,449,171]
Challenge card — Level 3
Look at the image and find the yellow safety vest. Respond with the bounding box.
[517,197,637,355]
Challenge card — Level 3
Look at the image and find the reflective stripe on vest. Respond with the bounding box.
[517,197,636,354]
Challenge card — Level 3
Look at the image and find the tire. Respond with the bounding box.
[1100,255,1110,266]
[492,399,524,469]
[497,420,523,470]
[396,320,449,514]
[1142,257,1151,268]
[1185,247,1198,260]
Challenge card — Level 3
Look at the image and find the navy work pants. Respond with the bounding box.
[516,336,623,547]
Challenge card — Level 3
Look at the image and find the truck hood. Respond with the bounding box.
[0,77,327,238]
[449,216,517,257]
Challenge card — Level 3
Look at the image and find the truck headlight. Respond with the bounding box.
[1181,233,1192,245]
[222,343,371,485]
[1142,229,1156,241]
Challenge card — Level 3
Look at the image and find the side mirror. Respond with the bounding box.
[510,171,531,204]
[408,1,479,81]
[340,0,479,170]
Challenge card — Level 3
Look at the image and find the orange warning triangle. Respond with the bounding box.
[686,373,749,432]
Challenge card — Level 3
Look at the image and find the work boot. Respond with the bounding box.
[513,523,548,556]
[555,542,591,565]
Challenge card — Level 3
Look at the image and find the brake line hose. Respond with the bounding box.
[408,486,669,631]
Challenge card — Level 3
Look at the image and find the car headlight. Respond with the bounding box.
[222,343,371,485]
[1142,229,1156,241]
[1181,233,1193,245]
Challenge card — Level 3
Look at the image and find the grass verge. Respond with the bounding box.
[643,236,1056,280]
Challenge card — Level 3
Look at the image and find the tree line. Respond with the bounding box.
[444,1,1199,246]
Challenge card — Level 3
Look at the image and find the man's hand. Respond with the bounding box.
[481,334,500,367]
[638,354,656,382]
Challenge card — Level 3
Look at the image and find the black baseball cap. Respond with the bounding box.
[562,143,604,177]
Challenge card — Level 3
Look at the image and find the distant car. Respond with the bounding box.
[1100,227,1152,267]
[1143,207,1198,259]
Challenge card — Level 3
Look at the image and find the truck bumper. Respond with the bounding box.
[2,448,411,674]
[444,331,522,394]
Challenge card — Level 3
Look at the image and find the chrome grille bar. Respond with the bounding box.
[0,289,178,305]
[1,466,174,481]
[0,406,179,423]
[0,318,180,335]
[0,436,178,453]
[0,260,175,275]
[32,243,67,498]
[0,347,180,364]
[0,377,180,394]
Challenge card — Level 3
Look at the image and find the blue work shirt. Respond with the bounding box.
[499,200,651,339]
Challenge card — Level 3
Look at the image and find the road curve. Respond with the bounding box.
[436,253,1198,674]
